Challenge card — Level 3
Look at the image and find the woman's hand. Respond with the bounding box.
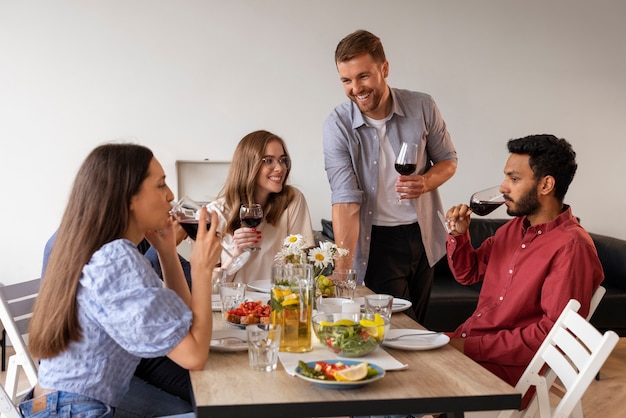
[145,218,178,254]
[232,227,262,254]
[190,207,222,275]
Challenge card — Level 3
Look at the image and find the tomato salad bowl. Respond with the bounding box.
[312,312,390,357]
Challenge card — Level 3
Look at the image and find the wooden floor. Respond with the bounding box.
[2,339,625,416]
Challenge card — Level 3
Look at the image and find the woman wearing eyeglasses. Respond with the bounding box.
[218,130,315,283]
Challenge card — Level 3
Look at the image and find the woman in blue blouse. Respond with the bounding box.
[21,143,221,417]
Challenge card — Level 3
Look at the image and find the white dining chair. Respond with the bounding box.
[0,279,40,403]
[467,298,619,418]
[0,380,21,418]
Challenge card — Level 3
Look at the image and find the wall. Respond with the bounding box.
[1,0,625,285]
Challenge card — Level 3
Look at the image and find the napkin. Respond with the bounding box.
[278,342,408,376]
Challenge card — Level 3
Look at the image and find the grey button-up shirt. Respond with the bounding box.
[323,88,457,284]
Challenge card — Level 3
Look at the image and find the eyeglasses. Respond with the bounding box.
[261,156,291,169]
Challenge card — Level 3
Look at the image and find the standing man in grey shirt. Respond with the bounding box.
[323,29,458,322]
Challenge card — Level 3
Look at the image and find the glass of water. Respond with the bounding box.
[246,324,282,372]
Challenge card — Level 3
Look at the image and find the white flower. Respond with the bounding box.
[283,234,305,249]
[275,235,349,277]
[308,247,333,270]
[274,245,305,265]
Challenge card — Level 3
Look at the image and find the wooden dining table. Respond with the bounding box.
[190,286,521,418]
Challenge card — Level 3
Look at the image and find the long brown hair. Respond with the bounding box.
[29,143,154,358]
[219,130,295,234]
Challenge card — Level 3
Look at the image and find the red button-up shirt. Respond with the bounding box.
[446,206,604,387]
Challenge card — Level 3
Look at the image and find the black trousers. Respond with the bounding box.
[134,356,192,403]
[364,222,434,323]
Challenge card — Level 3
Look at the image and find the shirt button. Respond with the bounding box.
[368,211,373,215]
[374,161,378,165]
[521,244,526,249]
[461,332,467,338]
[365,236,370,241]
[499,296,504,301]
[451,239,455,243]
[509,269,513,274]
[476,313,482,317]
[538,230,542,235]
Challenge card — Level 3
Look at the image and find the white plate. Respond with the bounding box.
[390,298,412,313]
[382,329,450,351]
[294,360,385,389]
[210,329,248,352]
[211,291,270,312]
[352,297,413,313]
[247,280,271,293]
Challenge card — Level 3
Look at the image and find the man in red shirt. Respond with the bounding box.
[443,134,603,392]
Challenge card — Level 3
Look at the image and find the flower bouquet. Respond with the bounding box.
[274,234,349,298]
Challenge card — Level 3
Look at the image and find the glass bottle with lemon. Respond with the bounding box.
[270,263,314,352]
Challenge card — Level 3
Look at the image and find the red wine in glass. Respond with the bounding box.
[239,203,263,251]
[178,219,211,240]
[469,186,505,216]
[392,142,418,204]
[394,163,417,175]
[241,216,262,228]
[469,201,502,216]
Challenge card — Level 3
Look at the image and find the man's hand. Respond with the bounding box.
[445,204,472,236]
[395,174,428,199]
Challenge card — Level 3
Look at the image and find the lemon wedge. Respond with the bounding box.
[359,319,376,327]
[360,313,386,339]
[335,362,368,382]
[333,319,356,326]
[271,288,283,300]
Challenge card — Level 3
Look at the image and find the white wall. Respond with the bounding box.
[1,0,625,285]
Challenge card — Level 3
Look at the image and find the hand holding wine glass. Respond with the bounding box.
[239,203,263,251]
[440,186,505,235]
[393,141,418,204]
[170,196,250,274]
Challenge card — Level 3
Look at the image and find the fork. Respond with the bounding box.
[212,336,246,343]
[385,332,442,341]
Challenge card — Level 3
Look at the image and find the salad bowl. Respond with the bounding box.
[312,312,390,357]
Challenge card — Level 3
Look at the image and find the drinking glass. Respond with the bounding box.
[239,203,263,251]
[364,294,394,320]
[170,196,250,275]
[469,186,505,216]
[219,282,246,317]
[247,324,282,372]
[392,142,418,204]
[332,269,357,299]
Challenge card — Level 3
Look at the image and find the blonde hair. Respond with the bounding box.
[219,130,295,234]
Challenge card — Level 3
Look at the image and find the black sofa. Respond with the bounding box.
[423,218,626,337]
[318,218,626,337]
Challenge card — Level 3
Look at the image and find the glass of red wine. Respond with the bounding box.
[170,196,250,274]
[239,203,263,251]
[469,186,505,216]
[392,141,418,204]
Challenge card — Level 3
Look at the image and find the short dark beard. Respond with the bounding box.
[506,182,541,217]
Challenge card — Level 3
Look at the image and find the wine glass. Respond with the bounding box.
[469,186,505,216]
[239,203,263,251]
[170,197,250,275]
[392,141,418,204]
